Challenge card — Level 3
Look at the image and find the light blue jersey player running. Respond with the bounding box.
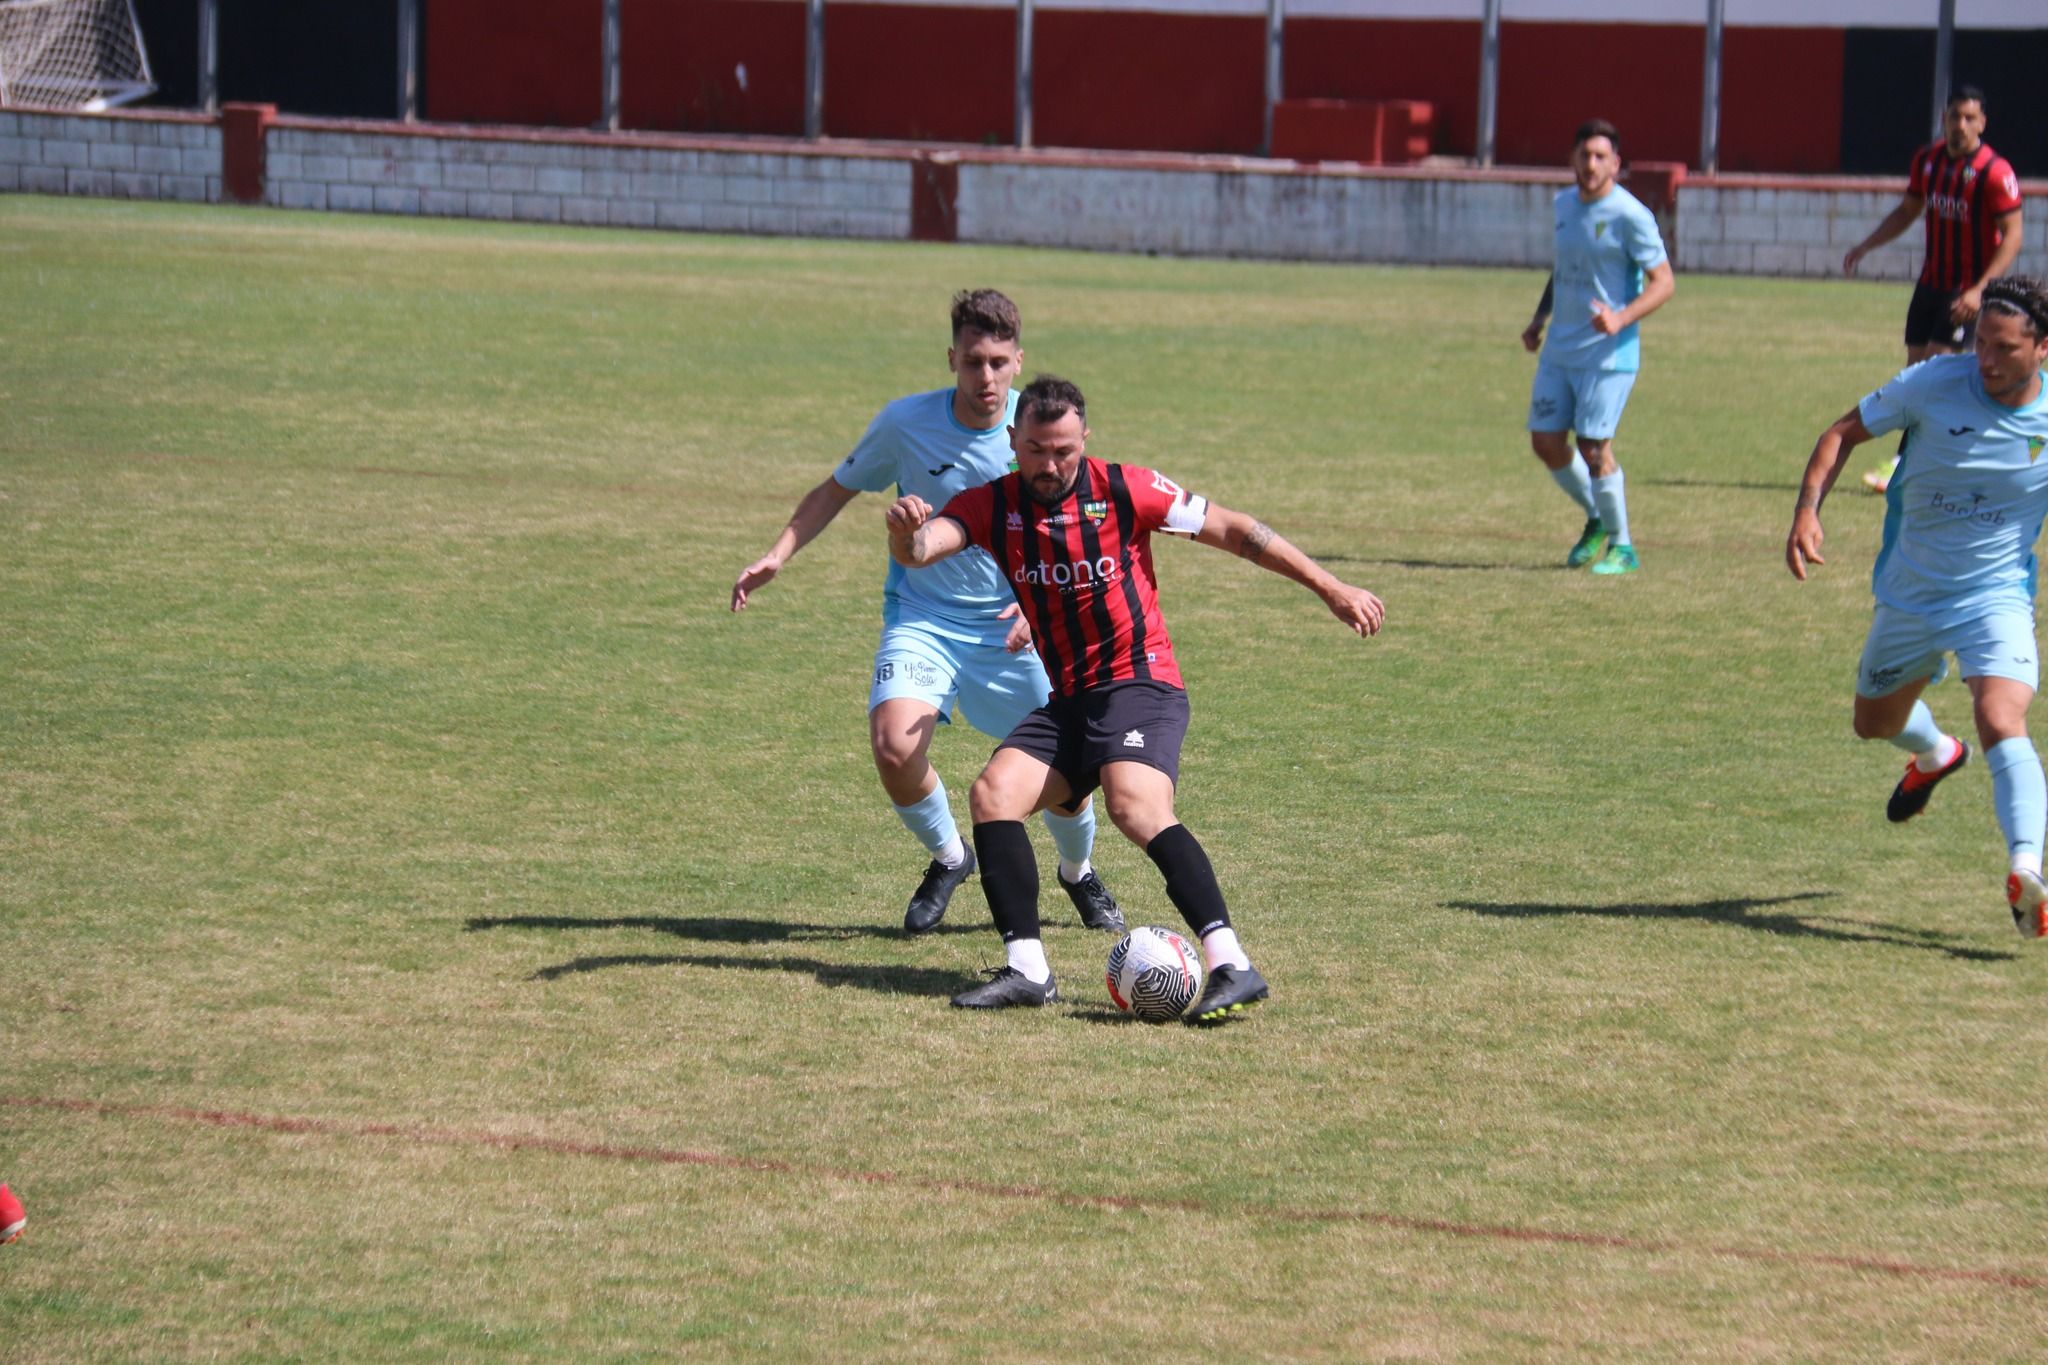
[1788,275,2048,936]
[1521,118,1676,576]
[731,290,1122,935]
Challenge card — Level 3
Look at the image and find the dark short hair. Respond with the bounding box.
[1015,374,1086,428]
[951,289,1020,343]
[1574,119,1620,153]
[1947,84,1986,112]
[1982,275,2048,340]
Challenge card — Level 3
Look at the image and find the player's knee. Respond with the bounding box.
[1851,710,1897,741]
[968,769,1026,823]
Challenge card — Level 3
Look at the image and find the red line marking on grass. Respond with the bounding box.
[7,1094,2041,1291]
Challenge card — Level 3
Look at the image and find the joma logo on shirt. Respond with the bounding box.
[1015,555,1119,589]
[1929,490,2005,526]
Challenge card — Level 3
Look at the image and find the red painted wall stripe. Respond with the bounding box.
[7,1094,2044,1292]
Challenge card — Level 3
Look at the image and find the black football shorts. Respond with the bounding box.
[998,680,1190,801]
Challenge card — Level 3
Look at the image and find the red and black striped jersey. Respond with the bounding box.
[1908,140,2022,291]
[940,459,1208,698]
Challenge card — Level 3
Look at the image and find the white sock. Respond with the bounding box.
[1915,736,1962,774]
[1005,938,1051,984]
[2014,852,2042,880]
[1199,926,1250,972]
[1058,858,1091,884]
[935,835,967,868]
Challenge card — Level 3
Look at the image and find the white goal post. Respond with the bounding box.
[0,0,153,111]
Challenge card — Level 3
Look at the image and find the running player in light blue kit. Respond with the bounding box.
[731,290,1122,935]
[1787,275,2048,936]
[1521,118,1676,576]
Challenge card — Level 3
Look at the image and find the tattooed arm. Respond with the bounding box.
[1193,503,1385,638]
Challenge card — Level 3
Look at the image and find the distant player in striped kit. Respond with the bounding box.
[1786,276,2048,936]
[887,375,1385,1022]
[1843,86,2025,494]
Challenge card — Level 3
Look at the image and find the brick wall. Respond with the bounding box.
[3,106,2045,285]
[263,123,911,239]
[1676,181,2048,281]
[0,109,218,203]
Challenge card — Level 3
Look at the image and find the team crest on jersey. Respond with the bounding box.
[1963,166,1977,184]
[1594,221,1608,238]
[1083,500,1108,521]
[2029,436,2045,464]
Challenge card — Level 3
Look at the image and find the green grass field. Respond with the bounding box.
[3,195,2046,1358]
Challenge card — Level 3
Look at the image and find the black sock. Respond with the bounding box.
[972,820,1041,943]
[1145,823,1231,940]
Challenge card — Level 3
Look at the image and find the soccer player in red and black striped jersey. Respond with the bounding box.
[887,375,1385,1022]
[1844,86,2025,492]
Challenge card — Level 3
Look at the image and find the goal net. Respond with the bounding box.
[0,0,153,111]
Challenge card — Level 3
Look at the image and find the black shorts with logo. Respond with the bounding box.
[1904,281,1973,350]
[998,680,1191,802]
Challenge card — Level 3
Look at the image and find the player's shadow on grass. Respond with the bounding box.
[464,913,981,942]
[1444,891,2017,962]
[523,951,968,996]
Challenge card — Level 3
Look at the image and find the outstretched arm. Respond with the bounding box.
[1786,407,1873,581]
[1844,193,1922,275]
[1194,503,1384,637]
[732,476,861,611]
[886,495,970,568]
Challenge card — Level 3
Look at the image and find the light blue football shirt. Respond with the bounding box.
[1861,354,2048,628]
[1540,184,1668,374]
[834,386,1019,639]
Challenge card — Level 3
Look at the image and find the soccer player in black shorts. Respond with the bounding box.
[886,374,1386,1024]
[1843,85,2024,492]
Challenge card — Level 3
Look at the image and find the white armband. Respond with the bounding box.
[1162,491,1209,536]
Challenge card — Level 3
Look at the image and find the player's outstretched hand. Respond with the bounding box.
[1786,508,1826,581]
[1327,583,1385,637]
[885,494,933,535]
[1842,246,1865,277]
[997,601,1033,654]
[1521,320,1544,353]
[732,557,781,611]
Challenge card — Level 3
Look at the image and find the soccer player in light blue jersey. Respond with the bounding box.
[1521,119,1676,576]
[1787,275,2048,937]
[731,290,1121,936]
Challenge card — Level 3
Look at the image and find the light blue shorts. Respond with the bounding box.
[1528,362,1637,442]
[1856,603,2040,698]
[868,618,1053,740]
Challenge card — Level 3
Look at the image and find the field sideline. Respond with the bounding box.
[3,195,2045,1357]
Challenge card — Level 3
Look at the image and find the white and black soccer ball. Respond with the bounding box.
[1105,926,1202,1022]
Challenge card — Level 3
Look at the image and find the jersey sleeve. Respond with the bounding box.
[1907,148,1930,198]
[1858,362,1931,439]
[1124,465,1210,536]
[834,403,905,494]
[1624,199,1669,272]
[1988,157,2023,217]
[938,483,995,549]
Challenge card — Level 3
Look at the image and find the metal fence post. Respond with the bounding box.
[1015,0,1033,149]
[1262,0,1282,157]
[1475,0,1500,166]
[805,0,825,139]
[602,0,621,131]
[1930,0,1954,139]
[1698,0,1723,172]
[398,0,420,122]
[198,0,219,113]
